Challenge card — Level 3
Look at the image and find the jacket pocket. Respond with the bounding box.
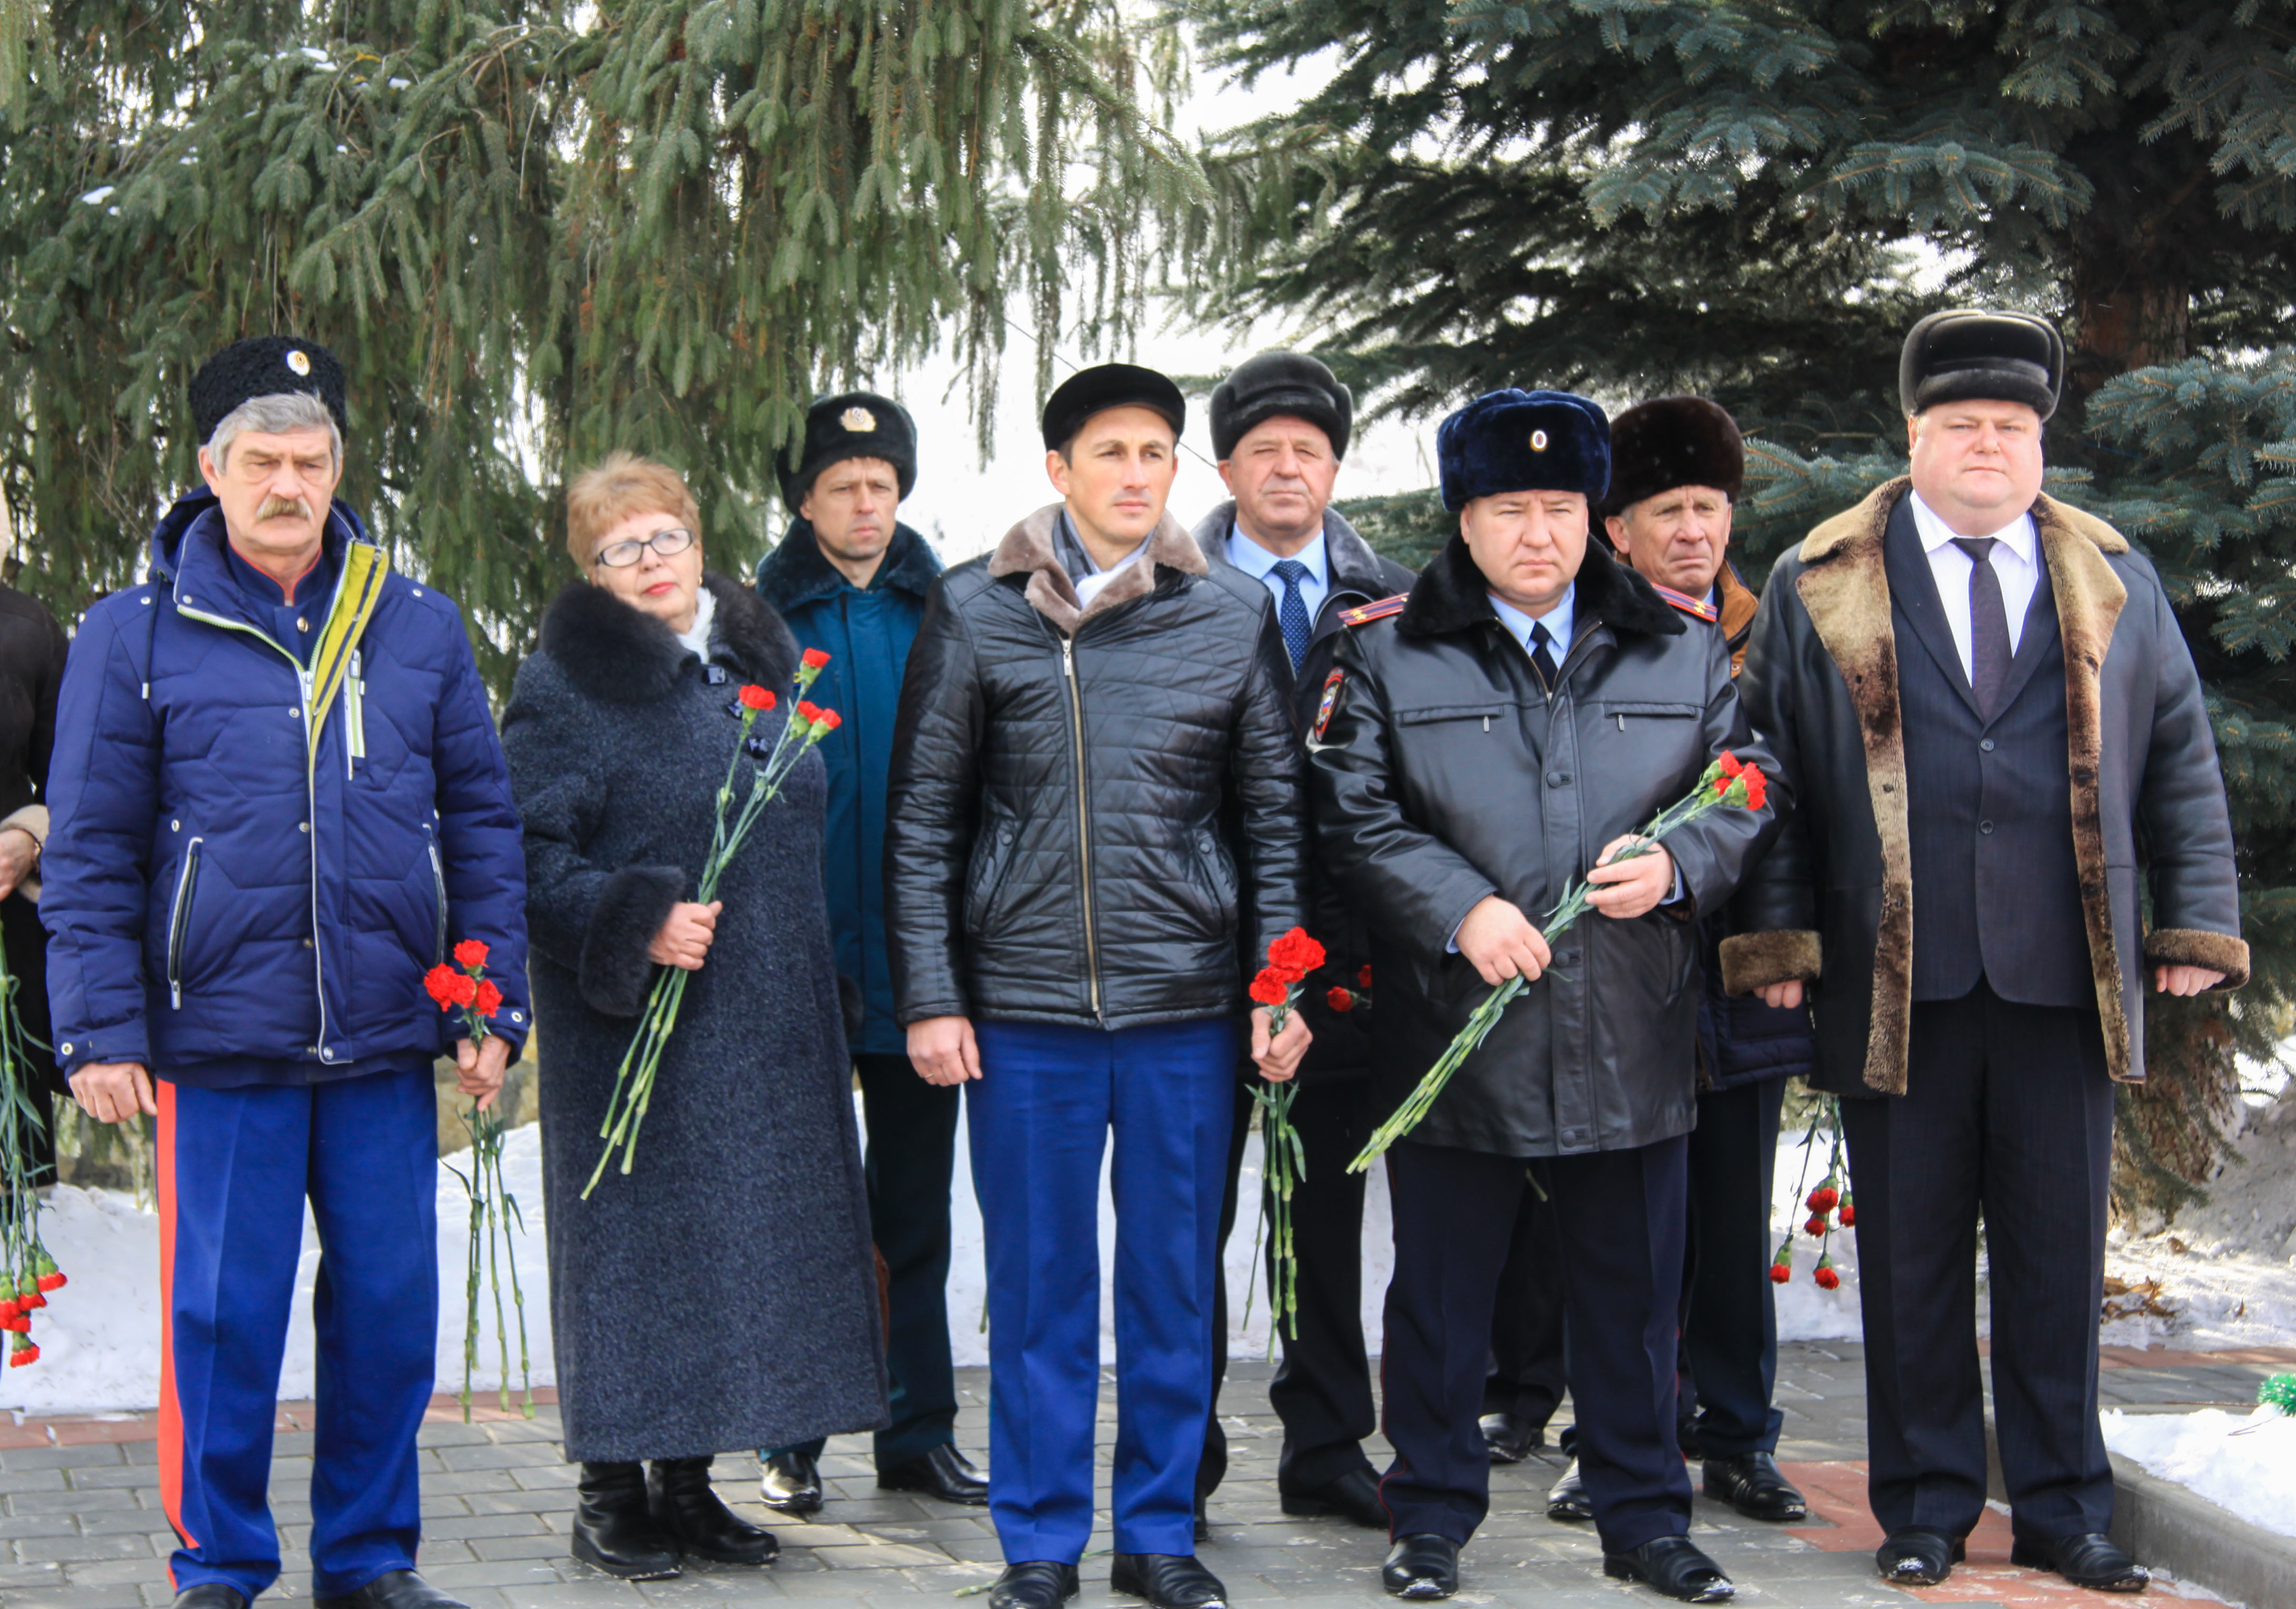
[166,837,204,1009]
[1394,702,1512,728]
[965,816,1018,936]
[424,823,448,966]
[1185,827,1240,938]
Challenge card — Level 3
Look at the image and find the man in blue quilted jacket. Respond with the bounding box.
[42,337,530,1609]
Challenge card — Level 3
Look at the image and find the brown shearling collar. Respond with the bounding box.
[987,503,1206,637]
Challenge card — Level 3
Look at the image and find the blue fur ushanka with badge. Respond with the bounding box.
[1437,389,1611,510]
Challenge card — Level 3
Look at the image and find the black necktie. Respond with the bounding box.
[1529,620,1560,688]
[1952,536,2011,718]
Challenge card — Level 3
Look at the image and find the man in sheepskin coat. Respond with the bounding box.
[886,362,1309,1609]
[1727,311,2248,1595]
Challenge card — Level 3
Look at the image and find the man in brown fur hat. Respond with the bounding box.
[1729,312,2245,1596]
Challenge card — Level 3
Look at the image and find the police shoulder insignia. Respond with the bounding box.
[1311,667,1346,742]
[1339,592,1408,628]
[1652,583,1719,623]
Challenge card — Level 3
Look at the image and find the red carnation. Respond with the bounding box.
[1741,764,1768,812]
[1267,928,1326,979]
[1327,987,1354,1013]
[1814,1261,1842,1291]
[801,648,832,670]
[16,1289,42,1312]
[0,1300,19,1323]
[739,684,775,711]
[795,700,822,724]
[815,708,843,731]
[8,1344,35,1367]
[474,980,504,1020]
[1807,1185,1839,1214]
[424,965,460,1009]
[1249,968,1289,1007]
[0,1315,27,1334]
[453,939,489,969]
[1769,1262,1790,1284]
[35,1272,63,1294]
[1358,964,1372,989]
[1804,1213,1828,1236]
[446,972,479,1009]
[1718,751,1743,778]
[1840,1200,1856,1228]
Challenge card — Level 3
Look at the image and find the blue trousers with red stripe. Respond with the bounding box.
[159,1066,439,1601]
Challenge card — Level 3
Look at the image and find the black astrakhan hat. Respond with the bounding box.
[1899,310,2064,421]
[1436,390,1610,512]
[189,336,348,445]
[781,392,918,510]
[1602,396,1745,517]
[1209,351,1354,461]
[1041,363,1186,452]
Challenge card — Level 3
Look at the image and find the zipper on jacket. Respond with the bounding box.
[425,825,449,966]
[346,649,366,774]
[166,837,204,1008]
[1062,635,1103,1020]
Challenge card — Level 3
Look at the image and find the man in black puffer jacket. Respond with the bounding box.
[885,363,1308,1609]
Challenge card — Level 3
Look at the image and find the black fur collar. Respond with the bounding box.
[539,571,799,703]
[1399,534,1685,641]
[755,520,943,613]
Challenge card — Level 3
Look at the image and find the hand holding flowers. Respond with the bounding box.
[1245,928,1323,1341]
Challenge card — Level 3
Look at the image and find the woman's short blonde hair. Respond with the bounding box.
[566,451,701,565]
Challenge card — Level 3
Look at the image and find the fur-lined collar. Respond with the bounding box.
[754,519,944,613]
[539,571,799,703]
[1398,534,1686,642]
[1800,476,2130,565]
[1187,500,1392,599]
[987,503,1207,636]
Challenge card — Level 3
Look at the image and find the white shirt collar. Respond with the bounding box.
[1226,524,1329,587]
[1908,489,2037,563]
[1488,584,1575,658]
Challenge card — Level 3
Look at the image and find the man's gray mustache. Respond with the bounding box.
[256,495,314,522]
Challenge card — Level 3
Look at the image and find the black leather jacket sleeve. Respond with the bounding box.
[1310,630,1502,961]
[1232,606,1311,968]
[1666,625,1789,919]
[1731,559,1820,942]
[884,580,985,1024]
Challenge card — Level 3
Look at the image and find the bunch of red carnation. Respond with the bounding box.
[1714,750,1768,811]
[1771,1125,1852,1290]
[0,1248,65,1366]
[425,939,503,1039]
[1248,927,1326,1032]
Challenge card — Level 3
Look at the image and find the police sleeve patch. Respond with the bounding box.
[1312,667,1346,741]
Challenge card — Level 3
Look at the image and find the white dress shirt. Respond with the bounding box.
[1226,525,1332,621]
[1908,490,2041,681]
[1488,585,1575,662]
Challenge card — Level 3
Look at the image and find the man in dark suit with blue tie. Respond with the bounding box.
[1729,311,2248,1595]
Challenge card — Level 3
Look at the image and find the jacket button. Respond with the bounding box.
[299,822,310,832]
[57,1044,71,1057]
[1981,738,1995,753]
[307,1046,320,1056]
[1980,820,1995,834]
[1546,772,1568,787]
[1559,950,1579,966]
[302,937,313,949]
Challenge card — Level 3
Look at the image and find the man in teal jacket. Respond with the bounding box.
[753,394,977,1511]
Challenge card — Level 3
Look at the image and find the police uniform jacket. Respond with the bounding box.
[1309,536,1778,1158]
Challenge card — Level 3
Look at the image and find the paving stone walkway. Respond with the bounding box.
[4,1343,2287,1609]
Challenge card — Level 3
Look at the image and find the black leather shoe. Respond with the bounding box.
[1280,1467,1387,1529]
[758,1448,823,1515]
[987,1561,1081,1609]
[1381,1535,1460,1600]
[1110,1552,1229,1609]
[1876,1527,1964,1586]
[1545,1459,1593,1522]
[1604,1537,1735,1602]
[2009,1531,2150,1592]
[312,1572,466,1609]
[1478,1411,1544,1464]
[1192,1494,1209,1543]
[1701,1452,1807,1522]
[571,1462,681,1580]
[174,1587,249,1609]
[647,1457,778,1565]
[879,1443,989,1506]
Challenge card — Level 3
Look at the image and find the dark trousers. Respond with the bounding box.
[969,1018,1237,1562]
[157,1067,438,1601]
[770,1051,962,1469]
[1678,1075,1786,1458]
[1482,1178,1567,1432]
[1382,1138,1693,1554]
[1203,1075,1381,1500]
[1839,980,2115,1544]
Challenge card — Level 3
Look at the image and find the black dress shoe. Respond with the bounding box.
[174,1586,249,1609]
[987,1561,1081,1609]
[879,1443,989,1506]
[647,1456,778,1565]
[1876,1527,1964,1586]
[312,1571,466,1609]
[1192,1495,1209,1543]
[2009,1531,2150,1592]
[571,1461,682,1580]
[1280,1467,1387,1529]
[1545,1459,1593,1522]
[1477,1411,1544,1464]
[758,1448,823,1515]
[1603,1537,1735,1602]
[1381,1535,1460,1600]
[1701,1452,1807,1522]
[1110,1552,1229,1609]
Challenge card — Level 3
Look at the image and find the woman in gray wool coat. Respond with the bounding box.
[502,452,887,1582]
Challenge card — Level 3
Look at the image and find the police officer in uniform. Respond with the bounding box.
[1311,390,1775,1603]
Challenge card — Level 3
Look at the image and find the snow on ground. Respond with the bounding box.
[2103,1406,2296,1537]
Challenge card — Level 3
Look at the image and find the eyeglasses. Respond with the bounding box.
[593,527,696,568]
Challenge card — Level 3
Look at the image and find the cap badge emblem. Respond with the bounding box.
[285,349,311,376]
[1530,428,1549,451]
[840,406,877,433]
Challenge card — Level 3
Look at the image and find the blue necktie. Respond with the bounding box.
[1530,620,1560,687]
[1271,560,1313,672]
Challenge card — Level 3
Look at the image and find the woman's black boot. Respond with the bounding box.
[648,1456,780,1565]
[571,1462,682,1580]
